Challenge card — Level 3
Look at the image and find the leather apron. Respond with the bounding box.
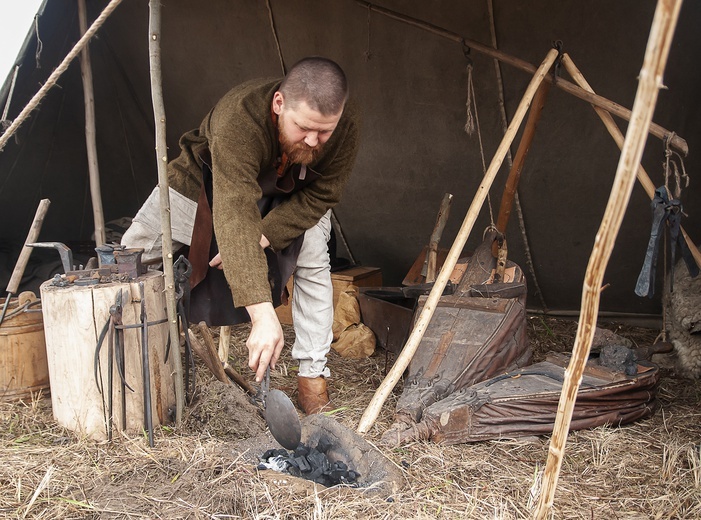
[187,148,320,326]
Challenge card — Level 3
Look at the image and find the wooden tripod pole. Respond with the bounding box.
[357,47,559,435]
[78,0,106,247]
[148,0,184,426]
[561,53,701,269]
[534,0,683,517]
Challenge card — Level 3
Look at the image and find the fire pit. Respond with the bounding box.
[233,413,405,496]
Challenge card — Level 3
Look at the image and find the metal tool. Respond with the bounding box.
[173,256,196,402]
[94,289,135,440]
[26,242,74,273]
[257,366,302,450]
[115,248,145,280]
[139,281,154,448]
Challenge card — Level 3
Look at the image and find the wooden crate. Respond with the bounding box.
[276,266,382,325]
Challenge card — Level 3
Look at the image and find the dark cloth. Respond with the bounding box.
[188,160,319,326]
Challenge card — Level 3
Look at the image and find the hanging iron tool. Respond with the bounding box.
[635,187,699,298]
[173,255,196,402]
[138,281,154,447]
[94,289,135,440]
[110,289,132,431]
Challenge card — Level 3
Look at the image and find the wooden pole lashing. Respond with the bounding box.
[357,48,559,435]
[78,0,106,247]
[148,0,184,426]
[534,1,684,517]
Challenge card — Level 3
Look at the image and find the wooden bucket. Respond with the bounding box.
[0,297,50,401]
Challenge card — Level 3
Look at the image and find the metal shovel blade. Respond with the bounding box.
[265,389,302,450]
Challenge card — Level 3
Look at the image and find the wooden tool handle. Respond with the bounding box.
[6,199,51,295]
[496,81,550,234]
[426,193,453,282]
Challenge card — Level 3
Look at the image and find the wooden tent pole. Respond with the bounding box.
[78,0,106,247]
[0,0,124,153]
[534,1,683,517]
[357,48,559,435]
[561,53,701,269]
[148,0,184,426]
[355,0,688,156]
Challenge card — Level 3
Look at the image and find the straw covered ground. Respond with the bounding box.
[2,316,700,519]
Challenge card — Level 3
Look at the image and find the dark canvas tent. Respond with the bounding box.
[1,0,699,319]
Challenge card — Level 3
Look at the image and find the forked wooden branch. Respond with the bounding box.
[534,1,684,517]
[357,48,559,435]
[148,0,184,426]
[561,53,701,269]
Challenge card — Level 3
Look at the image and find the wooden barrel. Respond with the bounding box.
[40,271,176,441]
[0,298,50,401]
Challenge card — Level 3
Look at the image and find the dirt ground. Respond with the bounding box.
[1,316,700,519]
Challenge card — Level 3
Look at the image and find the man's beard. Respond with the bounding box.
[278,115,323,165]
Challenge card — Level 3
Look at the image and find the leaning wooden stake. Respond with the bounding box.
[534,1,683,517]
[357,48,559,434]
[561,53,701,269]
[78,0,106,246]
[148,0,184,426]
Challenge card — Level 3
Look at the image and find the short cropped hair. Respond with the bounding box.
[279,57,349,115]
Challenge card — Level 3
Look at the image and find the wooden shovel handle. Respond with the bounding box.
[6,199,51,295]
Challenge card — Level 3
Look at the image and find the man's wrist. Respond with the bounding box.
[246,301,276,322]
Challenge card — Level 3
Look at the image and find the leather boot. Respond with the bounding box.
[297,375,332,415]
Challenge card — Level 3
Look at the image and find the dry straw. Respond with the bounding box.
[1,318,700,519]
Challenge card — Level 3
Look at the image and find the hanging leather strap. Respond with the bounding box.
[188,181,213,289]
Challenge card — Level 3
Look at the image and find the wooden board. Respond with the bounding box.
[40,271,176,440]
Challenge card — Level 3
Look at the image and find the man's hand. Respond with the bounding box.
[245,301,284,382]
[209,234,270,270]
[209,253,224,269]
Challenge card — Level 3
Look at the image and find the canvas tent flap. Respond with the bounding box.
[0,0,699,315]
